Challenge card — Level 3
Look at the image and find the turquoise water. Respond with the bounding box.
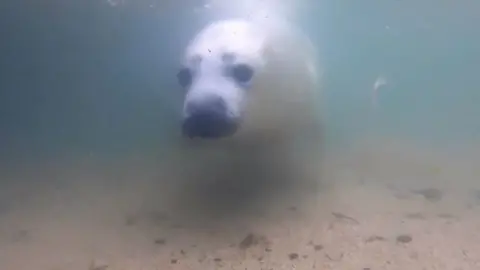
[0,1,478,158]
[318,2,480,148]
[0,3,479,269]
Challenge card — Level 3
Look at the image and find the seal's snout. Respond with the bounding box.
[182,93,238,139]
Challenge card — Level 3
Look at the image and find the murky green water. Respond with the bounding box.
[0,2,479,269]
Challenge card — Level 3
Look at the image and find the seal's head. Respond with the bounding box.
[177,20,266,139]
[177,19,318,140]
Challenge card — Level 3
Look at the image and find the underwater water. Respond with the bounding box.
[0,1,479,269]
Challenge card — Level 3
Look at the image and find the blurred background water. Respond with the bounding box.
[0,1,479,269]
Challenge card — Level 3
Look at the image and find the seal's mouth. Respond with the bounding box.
[182,113,239,139]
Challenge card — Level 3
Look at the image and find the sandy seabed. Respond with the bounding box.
[0,139,480,270]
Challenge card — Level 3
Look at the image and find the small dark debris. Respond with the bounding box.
[363,268,371,270]
[239,233,268,249]
[396,234,412,243]
[10,229,30,243]
[288,253,299,260]
[288,206,297,211]
[332,212,359,224]
[180,249,186,255]
[150,211,170,224]
[302,255,309,259]
[314,244,323,251]
[170,259,178,264]
[257,256,264,261]
[125,215,136,226]
[365,235,386,243]
[265,247,272,252]
[89,260,109,270]
[239,233,255,249]
[89,265,108,270]
[437,213,457,219]
[358,177,366,185]
[154,238,166,245]
[412,188,443,202]
[409,251,419,259]
[214,258,222,262]
[325,252,344,261]
[405,212,426,220]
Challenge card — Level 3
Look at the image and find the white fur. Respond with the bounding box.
[182,19,320,140]
[175,18,322,193]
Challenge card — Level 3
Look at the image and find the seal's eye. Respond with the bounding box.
[232,64,254,84]
[177,67,193,88]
